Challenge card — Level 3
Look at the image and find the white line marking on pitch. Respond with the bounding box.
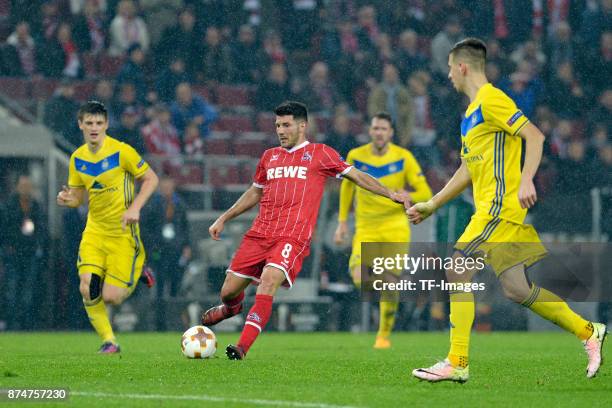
[71,391,365,408]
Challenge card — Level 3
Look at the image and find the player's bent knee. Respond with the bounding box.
[501,284,528,304]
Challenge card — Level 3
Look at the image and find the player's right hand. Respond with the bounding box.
[209,218,225,241]
[407,200,436,224]
[333,221,348,245]
[56,185,76,207]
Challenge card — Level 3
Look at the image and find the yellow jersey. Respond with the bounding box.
[461,83,530,224]
[68,136,150,237]
[339,143,432,229]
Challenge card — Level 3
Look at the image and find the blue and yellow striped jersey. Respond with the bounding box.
[68,136,149,236]
[461,83,530,224]
[339,143,432,229]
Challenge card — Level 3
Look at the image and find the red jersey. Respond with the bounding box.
[249,141,352,243]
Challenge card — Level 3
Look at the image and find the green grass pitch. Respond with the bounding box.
[1,332,610,407]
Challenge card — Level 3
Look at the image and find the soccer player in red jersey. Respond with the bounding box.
[202,101,408,359]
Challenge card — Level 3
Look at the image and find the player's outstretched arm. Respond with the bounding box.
[122,168,159,230]
[56,185,85,208]
[407,160,471,224]
[343,167,404,203]
[334,177,355,245]
[517,123,544,209]
[209,185,263,240]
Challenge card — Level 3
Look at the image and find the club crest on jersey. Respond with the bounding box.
[301,151,312,162]
[270,154,279,162]
[247,312,262,323]
[101,159,109,170]
[80,164,87,171]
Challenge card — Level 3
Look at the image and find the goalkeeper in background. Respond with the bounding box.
[334,112,432,349]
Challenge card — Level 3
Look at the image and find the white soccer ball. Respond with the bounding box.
[181,325,217,359]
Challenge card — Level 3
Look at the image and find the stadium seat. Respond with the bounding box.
[211,115,254,133]
[99,54,125,77]
[82,53,98,78]
[0,77,29,100]
[239,161,257,184]
[256,112,276,134]
[209,163,241,187]
[31,78,58,99]
[233,137,268,157]
[204,138,231,155]
[73,80,97,101]
[349,117,364,135]
[215,85,252,109]
[192,84,212,102]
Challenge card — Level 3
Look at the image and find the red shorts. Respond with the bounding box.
[227,234,310,288]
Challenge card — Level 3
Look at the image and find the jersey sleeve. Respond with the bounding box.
[319,144,352,178]
[338,149,356,222]
[121,143,149,178]
[68,153,85,188]
[253,154,267,188]
[403,151,432,203]
[483,91,530,136]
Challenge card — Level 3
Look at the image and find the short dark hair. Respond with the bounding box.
[449,37,487,70]
[274,101,308,121]
[78,101,108,121]
[371,112,393,127]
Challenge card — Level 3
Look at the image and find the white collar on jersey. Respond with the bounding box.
[285,140,310,153]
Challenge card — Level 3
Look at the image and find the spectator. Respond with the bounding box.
[485,39,512,77]
[589,89,612,133]
[56,23,83,79]
[231,24,261,84]
[500,72,539,119]
[581,31,612,97]
[110,107,146,153]
[303,61,341,115]
[43,81,81,146]
[140,176,191,330]
[255,63,291,112]
[72,0,108,54]
[430,16,463,81]
[156,57,190,102]
[141,103,181,156]
[2,175,47,330]
[408,72,437,167]
[277,0,319,51]
[140,0,183,46]
[368,64,413,146]
[197,26,233,84]
[170,82,218,137]
[355,5,379,53]
[395,30,427,82]
[548,62,585,118]
[116,44,148,102]
[36,1,61,42]
[549,119,574,160]
[258,29,286,69]
[183,122,204,156]
[156,7,200,70]
[111,82,145,122]
[375,32,395,65]
[92,79,117,126]
[108,0,150,56]
[547,21,576,71]
[325,114,359,158]
[510,40,546,75]
[6,22,37,76]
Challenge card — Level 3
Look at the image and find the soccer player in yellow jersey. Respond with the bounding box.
[57,101,159,353]
[409,38,606,382]
[334,112,432,349]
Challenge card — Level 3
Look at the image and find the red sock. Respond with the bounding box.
[237,294,273,353]
[224,291,244,314]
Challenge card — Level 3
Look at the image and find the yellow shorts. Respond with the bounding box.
[77,229,146,288]
[455,216,547,275]
[349,224,410,274]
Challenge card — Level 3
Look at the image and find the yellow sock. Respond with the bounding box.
[522,285,593,340]
[84,297,115,343]
[448,291,474,368]
[377,291,399,338]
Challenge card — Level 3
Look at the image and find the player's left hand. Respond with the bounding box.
[121,207,140,231]
[518,178,537,209]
